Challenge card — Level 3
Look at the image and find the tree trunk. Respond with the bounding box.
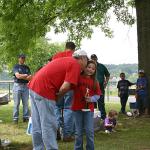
[135,0,150,112]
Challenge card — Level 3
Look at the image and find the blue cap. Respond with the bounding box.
[18,54,26,58]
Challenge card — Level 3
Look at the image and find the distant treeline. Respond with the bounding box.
[105,64,138,82]
[0,64,138,82]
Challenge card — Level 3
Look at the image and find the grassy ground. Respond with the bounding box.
[0,102,150,150]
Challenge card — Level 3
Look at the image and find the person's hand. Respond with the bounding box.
[104,81,108,89]
[85,97,92,103]
[26,75,32,81]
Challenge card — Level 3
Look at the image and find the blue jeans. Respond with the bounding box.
[97,94,106,120]
[74,111,94,150]
[30,90,58,150]
[137,95,147,115]
[55,90,74,138]
[13,83,30,121]
[120,94,128,113]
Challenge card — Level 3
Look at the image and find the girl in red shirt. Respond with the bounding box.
[72,60,101,150]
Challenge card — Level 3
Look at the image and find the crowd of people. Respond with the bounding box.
[7,41,149,149]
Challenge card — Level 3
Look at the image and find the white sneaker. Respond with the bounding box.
[1,139,11,147]
[105,130,110,134]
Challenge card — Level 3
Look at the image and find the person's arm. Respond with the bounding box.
[85,95,100,103]
[15,72,28,80]
[104,66,110,88]
[128,81,135,86]
[15,72,33,81]
[56,82,71,100]
[117,82,120,97]
[104,76,110,88]
[26,75,32,81]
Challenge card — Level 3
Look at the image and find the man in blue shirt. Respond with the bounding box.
[136,69,148,116]
[13,54,32,123]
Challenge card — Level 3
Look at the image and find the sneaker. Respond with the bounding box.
[105,130,110,134]
[1,139,11,147]
[13,120,18,124]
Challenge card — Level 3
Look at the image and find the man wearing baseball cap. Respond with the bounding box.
[12,54,32,123]
[28,50,88,150]
[136,69,148,116]
[91,54,110,120]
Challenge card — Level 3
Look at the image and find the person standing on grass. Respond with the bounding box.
[28,50,88,150]
[72,60,101,150]
[91,54,110,120]
[52,42,76,141]
[12,54,32,123]
[136,69,148,116]
[117,72,134,114]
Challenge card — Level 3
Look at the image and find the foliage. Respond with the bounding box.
[22,38,64,73]
[0,0,135,68]
[0,37,64,73]
[106,63,138,82]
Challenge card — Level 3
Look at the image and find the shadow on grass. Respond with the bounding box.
[0,143,32,150]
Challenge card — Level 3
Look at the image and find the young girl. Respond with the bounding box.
[72,60,101,150]
[104,110,118,133]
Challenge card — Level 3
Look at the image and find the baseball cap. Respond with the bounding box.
[91,54,98,59]
[139,69,144,73]
[18,54,26,58]
[72,50,87,57]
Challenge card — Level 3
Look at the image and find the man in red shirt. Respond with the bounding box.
[52,41,76,60]
[52,42,76,141]
[28,50,88,150]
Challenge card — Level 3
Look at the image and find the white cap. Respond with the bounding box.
[72,50,87,57]
[139,69,144,73]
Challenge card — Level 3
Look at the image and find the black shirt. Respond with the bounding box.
[117,79,133,96]
[13,64,31,83]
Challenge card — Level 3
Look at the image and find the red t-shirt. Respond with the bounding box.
[52,50,74,60]
[28,57,81,100]
[72,75,101,112]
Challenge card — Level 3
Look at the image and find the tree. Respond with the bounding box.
[135,0,150,110]
[0,0,134,67]
[7,38,64,73]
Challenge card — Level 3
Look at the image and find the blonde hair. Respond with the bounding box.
[108,110,118,118]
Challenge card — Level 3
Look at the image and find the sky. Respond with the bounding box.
[46,19,138,65]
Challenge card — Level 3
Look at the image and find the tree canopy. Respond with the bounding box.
[0,0,135,69]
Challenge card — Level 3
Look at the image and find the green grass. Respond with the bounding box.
[0,102,150,150]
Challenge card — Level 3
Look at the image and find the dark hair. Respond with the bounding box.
[91,54,98,60]
[18,54,26,58]
[65,42,76,50]
[120,72,125,76]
